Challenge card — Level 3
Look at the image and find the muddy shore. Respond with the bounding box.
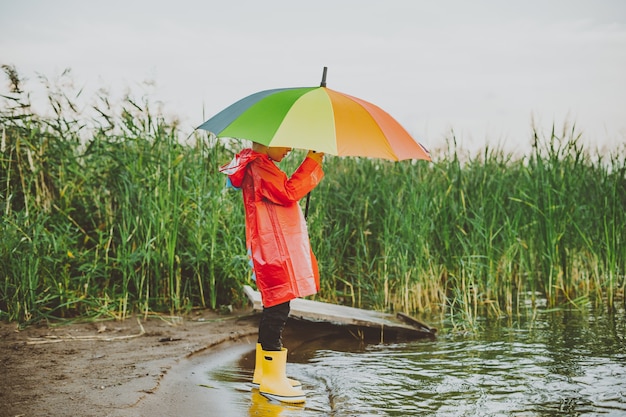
[0,308,259,417]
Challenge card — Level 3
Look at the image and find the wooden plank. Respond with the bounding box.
[243,285,436,339]
[397,312,438,334]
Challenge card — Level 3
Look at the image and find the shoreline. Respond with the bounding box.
[0,309,259,417]
[135,339,259,417]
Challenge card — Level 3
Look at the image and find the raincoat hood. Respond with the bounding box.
[219,148,267,188]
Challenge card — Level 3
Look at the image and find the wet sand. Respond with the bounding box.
[0,309,259,417]
[135,339,258,417]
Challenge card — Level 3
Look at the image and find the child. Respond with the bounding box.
[220,142,324,403]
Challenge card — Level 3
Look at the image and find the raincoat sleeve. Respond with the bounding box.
[256,157,324,205]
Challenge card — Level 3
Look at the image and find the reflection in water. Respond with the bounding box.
[210,308,626,416]
[249,390,305,416]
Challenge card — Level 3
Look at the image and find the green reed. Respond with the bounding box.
[1,67,624,326]
[0,67,245,323]
[308,128,625,327]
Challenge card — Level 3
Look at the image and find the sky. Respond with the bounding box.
[1,0,625,155]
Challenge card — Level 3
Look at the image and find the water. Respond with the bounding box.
[208,307,626,416]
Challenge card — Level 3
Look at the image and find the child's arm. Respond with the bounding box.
[256,155,324,205]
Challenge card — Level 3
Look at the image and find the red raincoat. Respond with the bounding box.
[220,149,324,307]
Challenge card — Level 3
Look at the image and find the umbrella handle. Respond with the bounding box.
[304,191,311,220]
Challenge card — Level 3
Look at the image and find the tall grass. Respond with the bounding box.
[0,67,248,323]
[309,128,625,325]
[1,67,625,326]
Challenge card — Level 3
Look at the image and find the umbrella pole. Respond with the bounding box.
[304,66,327,221]
[304,192,311,221]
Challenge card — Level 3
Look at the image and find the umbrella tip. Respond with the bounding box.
[320,67,327,87]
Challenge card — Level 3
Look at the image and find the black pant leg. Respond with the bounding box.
[258,301,290,351]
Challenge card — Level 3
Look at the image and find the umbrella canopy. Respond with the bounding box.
[198,70,430,162]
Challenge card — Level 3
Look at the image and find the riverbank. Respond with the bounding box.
[0,308,259,417]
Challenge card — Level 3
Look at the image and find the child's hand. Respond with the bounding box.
[306,150,324,164]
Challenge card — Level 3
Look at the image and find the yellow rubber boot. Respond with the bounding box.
[259,348,306,404]
[252,343,301,388]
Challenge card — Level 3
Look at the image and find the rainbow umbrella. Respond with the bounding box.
[198,68,430,162]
